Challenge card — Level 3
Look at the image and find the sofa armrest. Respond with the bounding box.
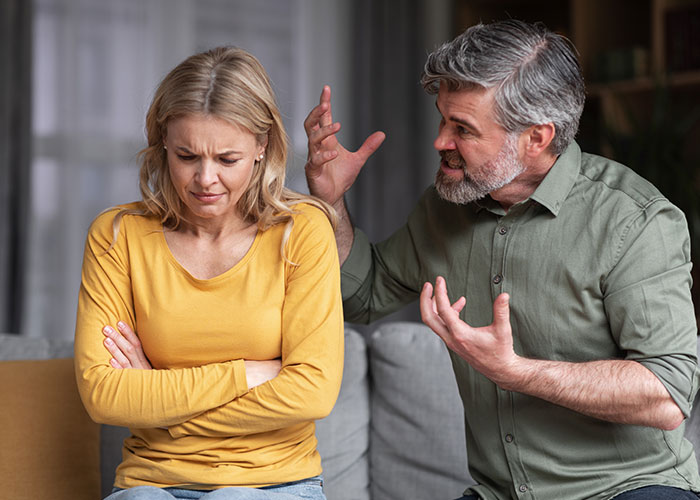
[0,357,101,500]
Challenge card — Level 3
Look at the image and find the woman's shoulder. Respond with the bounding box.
[288,202,334,234]
[88,201,157,241]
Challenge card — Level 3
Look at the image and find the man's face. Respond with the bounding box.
[433,85,525,205]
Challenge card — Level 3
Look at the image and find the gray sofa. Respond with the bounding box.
[2,323,700,500]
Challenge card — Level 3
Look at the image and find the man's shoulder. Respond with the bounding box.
[577,152,667,210]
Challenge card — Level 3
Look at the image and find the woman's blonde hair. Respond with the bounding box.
[113,46,335,254]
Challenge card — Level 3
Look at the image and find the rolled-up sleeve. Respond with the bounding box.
[604,198,699,417]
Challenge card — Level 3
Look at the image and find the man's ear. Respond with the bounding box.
[522,123,555,158]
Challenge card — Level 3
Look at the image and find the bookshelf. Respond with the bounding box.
[454,0,700,143]
[454,0,700,313]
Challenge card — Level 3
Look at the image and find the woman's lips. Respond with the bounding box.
[192,192,224,203]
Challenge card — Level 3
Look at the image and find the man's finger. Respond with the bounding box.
[432,276,455,317]
[303,101,329,135]
[419,282,449,337]
[319,85,333,128]
[308,122,341,150]
[355,131,386,161]
[452,296,466,313]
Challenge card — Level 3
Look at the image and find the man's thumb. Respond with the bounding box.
[493,293,510,324]
[357,131,386,161]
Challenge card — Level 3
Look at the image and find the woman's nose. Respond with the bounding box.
[196,159,218,187]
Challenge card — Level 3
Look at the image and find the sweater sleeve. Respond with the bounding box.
[73,208,249,428]
[168,205,344,438]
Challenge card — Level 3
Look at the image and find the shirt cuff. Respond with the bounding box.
[638,354,699,418]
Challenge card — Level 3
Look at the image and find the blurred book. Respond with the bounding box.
[665,5,700,73]
[594,46,649,83]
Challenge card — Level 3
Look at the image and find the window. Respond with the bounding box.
[26,0,352,338]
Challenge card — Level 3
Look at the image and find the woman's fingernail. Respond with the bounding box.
[117,321,125,329]
[103,326,112,334]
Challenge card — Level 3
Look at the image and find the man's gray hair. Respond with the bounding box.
[421,19,585,154]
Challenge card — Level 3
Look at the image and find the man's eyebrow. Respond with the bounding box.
[435,101,479,134]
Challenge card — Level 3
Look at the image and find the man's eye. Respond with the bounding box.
[457,126,470,136]
[176,154,196,161]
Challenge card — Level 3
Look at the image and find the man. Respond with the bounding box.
[304,19,700,500]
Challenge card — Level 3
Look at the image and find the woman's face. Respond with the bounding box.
[164,113,265,229]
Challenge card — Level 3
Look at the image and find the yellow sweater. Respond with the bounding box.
[74,202,343,489]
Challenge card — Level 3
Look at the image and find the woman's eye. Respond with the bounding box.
[176,154,196,162]
[220,158,239,166]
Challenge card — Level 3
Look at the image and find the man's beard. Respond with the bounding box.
[435,133,525,205]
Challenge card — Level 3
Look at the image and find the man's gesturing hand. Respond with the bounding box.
[420,276,520,389]
[304,85,385,206]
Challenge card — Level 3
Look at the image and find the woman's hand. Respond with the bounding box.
[244,359,282,389]
[102,321,152,369]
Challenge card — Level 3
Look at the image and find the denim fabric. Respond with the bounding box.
[451,486,700,500]
[105,476,325,500]
[611,486,700,499]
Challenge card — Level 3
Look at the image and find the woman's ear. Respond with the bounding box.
[256,134,268,160]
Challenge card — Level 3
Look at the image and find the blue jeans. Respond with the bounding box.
[105,476,325,500]
[611,486,699,499]
[453,485,699,500]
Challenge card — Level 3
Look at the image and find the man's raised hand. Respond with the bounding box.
[304,85,385,207]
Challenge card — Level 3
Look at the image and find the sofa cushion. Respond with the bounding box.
[316,327,371,500]
[0,357,101,500]
[367,322,473,500]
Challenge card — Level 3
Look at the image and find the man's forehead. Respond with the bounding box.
[436,84,498,126]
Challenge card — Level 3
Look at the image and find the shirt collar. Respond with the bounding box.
[471,141,581,216]
[528,141,581,216]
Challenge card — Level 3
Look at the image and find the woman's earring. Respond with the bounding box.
[163,145,168,150]
[258,153,264,161]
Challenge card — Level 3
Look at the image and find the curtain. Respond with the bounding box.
[0,0,32,333]
[347,0,451,323]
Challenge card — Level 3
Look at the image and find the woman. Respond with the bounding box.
[73,47,343,500]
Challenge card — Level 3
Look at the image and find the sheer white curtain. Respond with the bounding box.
[26,0,353,339]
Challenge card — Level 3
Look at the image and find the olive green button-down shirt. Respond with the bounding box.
[341,142,700,499]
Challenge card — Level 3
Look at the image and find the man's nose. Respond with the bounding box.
[434,128,455,151]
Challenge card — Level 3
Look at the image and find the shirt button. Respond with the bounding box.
[505,434,514,443]
[492,274,503,284]
[498,226,508,235]
[519,484,528,493]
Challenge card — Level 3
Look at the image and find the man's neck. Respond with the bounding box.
[490,152,559,212]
